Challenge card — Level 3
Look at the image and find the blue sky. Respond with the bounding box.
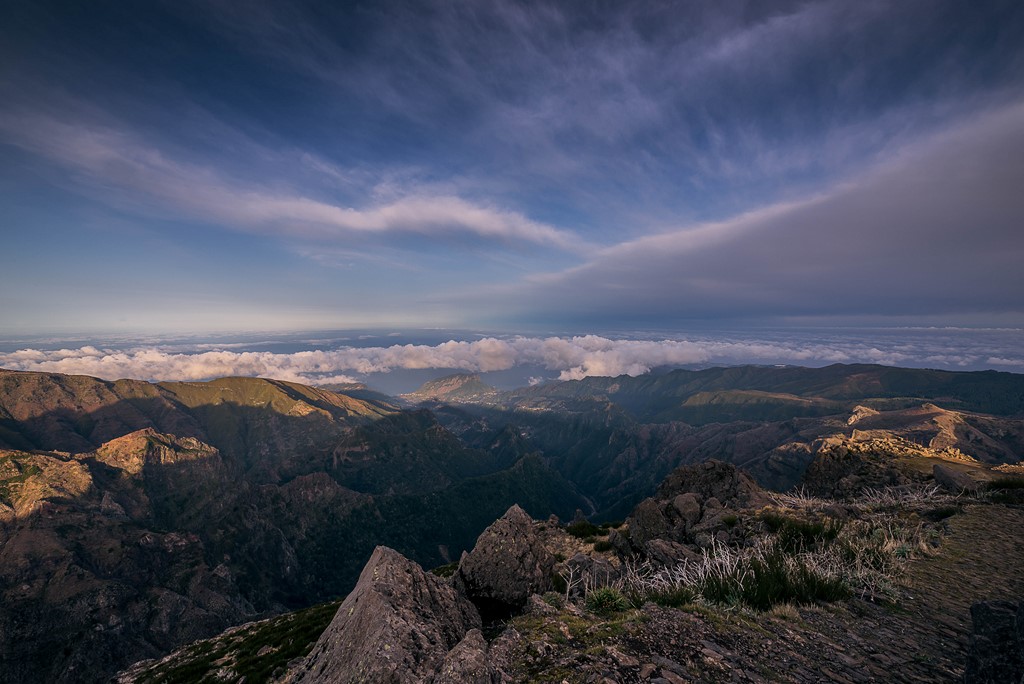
[2,0,1024,335]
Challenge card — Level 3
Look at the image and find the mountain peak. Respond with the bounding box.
[404,374,497,403]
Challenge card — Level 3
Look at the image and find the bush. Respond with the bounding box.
[760,511,842,552]
[429,561,459,578]
[585,587,630,616]
[567,520,607,538]
[592,540,614,553]
[541,592,565,609]
[988,477,1024,490]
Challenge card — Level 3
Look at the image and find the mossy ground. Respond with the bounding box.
[132,600,341,684]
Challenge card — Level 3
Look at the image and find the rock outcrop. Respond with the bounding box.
[456,504,555,617]
[432,629,496,684]
[626,461,768,552]
[289,546,480,684]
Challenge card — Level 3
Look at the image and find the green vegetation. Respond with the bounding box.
[0,455,42,503]
[592,540,614,552]
[759,511,843,552]
[701,546,850,609]
[566,520,608,539]
[585,587,630,615]
[136,600,340,684]
[429,561,459,578]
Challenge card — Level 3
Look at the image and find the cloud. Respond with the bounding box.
[2,331,1020,385]
[488,101,1024,323]
[0,111,583,252]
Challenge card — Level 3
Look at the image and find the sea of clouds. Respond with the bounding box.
[1,329,1021,389]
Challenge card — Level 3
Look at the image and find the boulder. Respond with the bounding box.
[644,539,700,566]
[964,600,1024,684]
[289,546,480,683]
[626,498,674,548]
[933,464,982,494]
[432,629,495,684]
[672,493,701,527]
[626,461,767,552]
[456,504,555,617]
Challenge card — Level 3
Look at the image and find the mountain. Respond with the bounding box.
[0,370,585,683]
[120,451,1024,683]
[2,364,1023,682]
[402,373,498,403]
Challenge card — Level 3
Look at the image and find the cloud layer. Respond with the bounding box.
[493,102,1024,323]
[3,331,1021,386]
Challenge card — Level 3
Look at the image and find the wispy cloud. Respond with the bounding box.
[488,101,1024,323]
[0,111,584,252]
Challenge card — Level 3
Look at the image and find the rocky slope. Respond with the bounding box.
[3,364,1023,682]
[120,446,1024,683]
[0,371,589,683]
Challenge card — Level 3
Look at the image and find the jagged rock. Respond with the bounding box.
[627,461,766,552]
[933,463,982,493]
[802,440,919,497]
[626,498,675,548]
[456,504,555,617]
[432,629,494,684]
[656,461,770,510]
[289,546,480,683]
[964,600,1024,684]
[525,594,560,616]
[557,553,620,598]
[607,528,634,556]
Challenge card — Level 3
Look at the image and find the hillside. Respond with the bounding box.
[2,364,1023,682]
[0,370,587,683]
[118,449,1024,683]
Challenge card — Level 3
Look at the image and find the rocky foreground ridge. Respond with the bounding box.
[119,448,1024,683]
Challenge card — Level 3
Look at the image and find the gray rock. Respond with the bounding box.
[456,504,555,616]
[625,498,673,548]
[288,546,480,683]
[672,493,701,527]
[657,460,770,510]
[934,464,982,494]
[627,461,767,553]
[644,539,700,566]
[964,600,1024,684]
[607,528,634,556]
[432,629,494,684]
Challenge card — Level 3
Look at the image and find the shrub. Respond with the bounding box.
[988,477,1024,490]
[429,561,458,578]
[541,591,565,609]
[592,540,614,553]
[760,511,842,552]
[585,587,630,616]
[566,520,602,538]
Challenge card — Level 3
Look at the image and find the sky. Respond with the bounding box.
[1,1,1024,382]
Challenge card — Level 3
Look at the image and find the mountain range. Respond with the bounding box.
[1,363,1022,682]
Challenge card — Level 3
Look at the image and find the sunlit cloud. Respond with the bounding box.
[3,331,1021,386]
